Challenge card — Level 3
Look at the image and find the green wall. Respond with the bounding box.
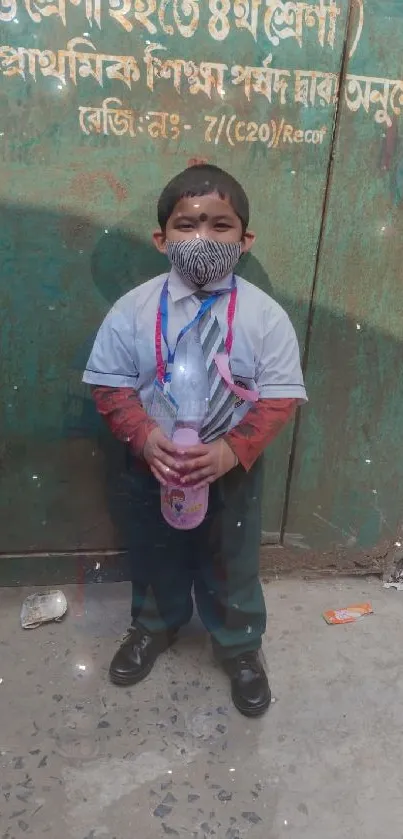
[0,0,402,571]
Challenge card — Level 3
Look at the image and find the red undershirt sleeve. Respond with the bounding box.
[224,398,297,472]
[92,387,297,473]
[91,386,157,459]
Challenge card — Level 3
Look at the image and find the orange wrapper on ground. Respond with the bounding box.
[322,603,373,625]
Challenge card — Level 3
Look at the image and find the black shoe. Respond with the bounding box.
[109,624,177,686]
[222,651,271,717]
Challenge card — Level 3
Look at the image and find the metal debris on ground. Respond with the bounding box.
[384,581,403,591]
[383,555,403,590]
[20,590,68,629]
[322,603,373,625]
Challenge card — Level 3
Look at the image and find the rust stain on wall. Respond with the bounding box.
[68,171,128,203]
[381,119,398,172]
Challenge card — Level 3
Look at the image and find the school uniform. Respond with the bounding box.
[83,268,306,658]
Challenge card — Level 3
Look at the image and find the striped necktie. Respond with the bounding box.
[196,300,236,443]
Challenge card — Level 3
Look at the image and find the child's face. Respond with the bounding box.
[153,192,255,254]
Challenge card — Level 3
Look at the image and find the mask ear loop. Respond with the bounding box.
[237,230,247,260]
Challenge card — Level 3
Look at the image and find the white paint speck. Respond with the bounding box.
[290,170,296,174]
[77,664,86,672]
[32,475,38,481]
[395,541,402,547]
[0,678,3,685]
[95,561,101,571]
[104,229,109,234]
[229,767,235,773]
[237,521,242,527]
[356,323,361,330]
[245,625,252,634]
[365,459,372,464]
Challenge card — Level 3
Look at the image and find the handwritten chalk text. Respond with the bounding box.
[1,39,403,127]
[0,0,344,50]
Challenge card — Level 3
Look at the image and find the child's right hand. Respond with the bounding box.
[143,427,180,486]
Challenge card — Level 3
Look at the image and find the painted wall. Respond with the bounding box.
[0,0,402,571]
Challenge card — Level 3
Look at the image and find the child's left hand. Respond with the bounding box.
[179,439,238,489]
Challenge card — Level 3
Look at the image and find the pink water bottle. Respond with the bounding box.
[161,427,208,530]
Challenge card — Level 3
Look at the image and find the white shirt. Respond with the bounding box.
[83,269,307,430]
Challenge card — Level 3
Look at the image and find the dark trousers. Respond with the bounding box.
[124,457,267,659]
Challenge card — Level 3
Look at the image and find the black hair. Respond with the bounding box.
[157,164,249,232]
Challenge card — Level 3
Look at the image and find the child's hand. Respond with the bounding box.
[143,427,180,486]
[179,439,238,489]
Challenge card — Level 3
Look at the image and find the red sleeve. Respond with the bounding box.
[224,398,297,472]
[91,386,157,458]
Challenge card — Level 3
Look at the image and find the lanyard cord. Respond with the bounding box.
[155,275,237,384]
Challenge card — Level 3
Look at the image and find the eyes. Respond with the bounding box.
[214,222,233,231]
[174,222,193,231]
[174,220,233,232]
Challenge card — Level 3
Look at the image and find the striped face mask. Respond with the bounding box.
[166,238,242,288]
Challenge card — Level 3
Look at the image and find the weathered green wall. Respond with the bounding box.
[1,0,402,574]
[287,0,403,553]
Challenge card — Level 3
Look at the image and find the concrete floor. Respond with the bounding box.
[1,576,403,839]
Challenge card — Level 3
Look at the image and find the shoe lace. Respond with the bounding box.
[120,626,141,644]
[236,652,262,674]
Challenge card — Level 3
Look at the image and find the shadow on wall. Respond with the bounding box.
[1,201,403,557]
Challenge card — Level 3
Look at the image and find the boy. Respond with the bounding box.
[83,163,306,718]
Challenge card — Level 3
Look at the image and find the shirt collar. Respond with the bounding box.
[168,267,234,303]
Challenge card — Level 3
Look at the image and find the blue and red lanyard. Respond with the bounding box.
[155,275,237,385]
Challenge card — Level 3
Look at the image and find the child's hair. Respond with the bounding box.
[169,488,186,507]
[158,163,249,233]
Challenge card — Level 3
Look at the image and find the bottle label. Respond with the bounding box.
[161,484,207,530]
